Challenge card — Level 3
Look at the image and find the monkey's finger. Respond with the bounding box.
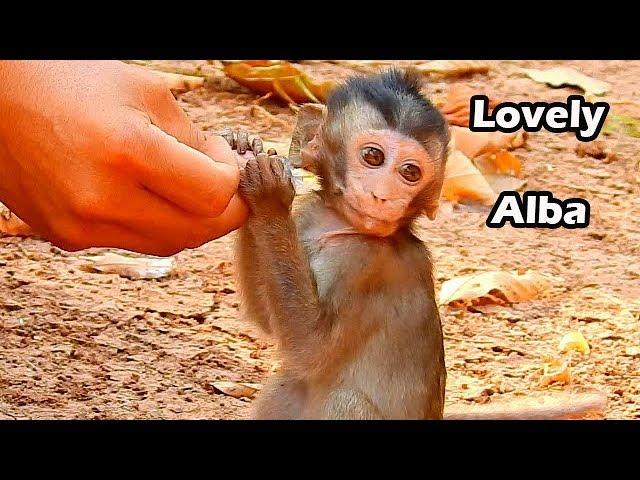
[268,155,286,178]
[219,128,235,149]
[240,158,260,190]
[281,157,295,181]
[256,152,277,185]
[237,130,249,154]
[251,137,264,155]
[267,148,278,156]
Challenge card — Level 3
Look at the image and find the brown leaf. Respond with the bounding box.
[538,358,572,387]
[575,141,617,162]
[482,174,527,195]
[415,60,489,77]
[80,252,175,280]
[442,150,497,205]
[0,203,36,237]
[522,67,610,96]
[472,150,525,194]
[440,85,500,127]
[223,62,334,106]
[439,270,555,306]
[451,126,527,159]
[210,381,260,399]
[477,151,523,176]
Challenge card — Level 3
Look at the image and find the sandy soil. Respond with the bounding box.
[1,60,638,420]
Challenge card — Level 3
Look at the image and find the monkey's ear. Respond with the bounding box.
[425,199,440,221]
[288,103,327,173]
[425,140,452,221]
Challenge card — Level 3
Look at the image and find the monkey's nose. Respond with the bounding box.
[371,192,388,203]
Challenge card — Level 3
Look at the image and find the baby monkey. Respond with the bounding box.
[233,69,606,420]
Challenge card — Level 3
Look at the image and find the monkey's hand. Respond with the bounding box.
[239,153,295,214]
[218,128,279,168]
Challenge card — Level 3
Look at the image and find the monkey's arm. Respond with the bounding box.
[239,155,324,353]
[244,210,323,346]
[235,226,274,334]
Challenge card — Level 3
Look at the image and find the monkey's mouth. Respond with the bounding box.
[341,197,401,237]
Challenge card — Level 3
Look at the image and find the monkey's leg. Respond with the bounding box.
[252,375,307,420]
[321,388,384,420]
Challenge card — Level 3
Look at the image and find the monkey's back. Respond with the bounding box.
[295,193,446,419]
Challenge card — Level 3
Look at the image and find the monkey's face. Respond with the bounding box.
[338,128,441,237]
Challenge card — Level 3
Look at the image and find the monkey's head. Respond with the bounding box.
[289,68,450,237]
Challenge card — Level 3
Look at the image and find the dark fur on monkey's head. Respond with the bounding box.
[327,68,449,153]
[289,68,450,231]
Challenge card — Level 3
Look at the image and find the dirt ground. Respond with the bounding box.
[1,60,638,420]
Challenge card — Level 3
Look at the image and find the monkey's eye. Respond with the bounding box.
[361,147,385,167]
[399,163,422,183]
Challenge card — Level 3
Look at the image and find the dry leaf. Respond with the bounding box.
[450,126,527,159]
[522,67,610,96]
[575,141,617,162]
[80,252,175,280]
[473,150,525,194]
[483,174,527,194]
[0,203,35,237]
[439,270,554,306]
[211,381,260,399]
[558,331,591,355]
[602,114,640,138]
[442,150,497,205]
[539,358,572,387]
[440,85,500,127]
[223,62,334,106]
[150,70,205,94]
[415,60,489,77]
[480,151,522,176]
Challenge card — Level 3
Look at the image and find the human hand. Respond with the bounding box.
[0,60,249,256]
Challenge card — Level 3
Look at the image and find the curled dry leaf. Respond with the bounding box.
[440,85,500,127]
[445,128,526,201]
[538,358,572,388]
[211,381,260,399]
[0,203,35,237]
[415,60,489,77]
[575,141,617,163]
[442,150,497,206]
[483,174,527,195]
[476,150,522,176]
[80,252,175,280]
[223,62,334,106]
[451,126,527,159]
[474,150,526,194]
[521,66,610,96]
[439,270,554,306]
[558,331,591,355]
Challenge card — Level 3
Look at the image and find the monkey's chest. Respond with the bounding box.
[304,235,420,310]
